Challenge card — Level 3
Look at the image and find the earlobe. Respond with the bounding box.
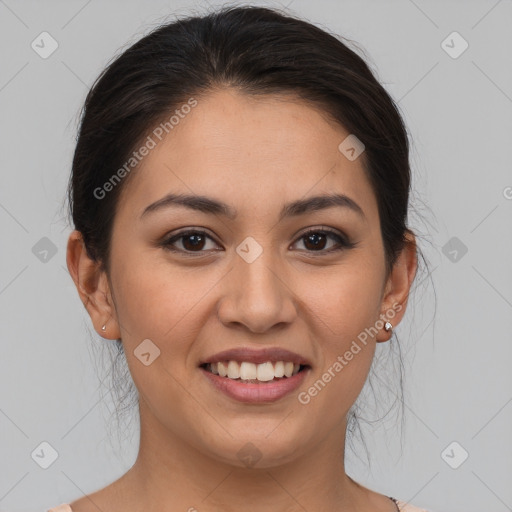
[376,317,395,343]
[376,231,418,343]
[66,230,121,339]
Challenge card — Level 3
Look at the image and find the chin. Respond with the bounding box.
[203,426,308,469]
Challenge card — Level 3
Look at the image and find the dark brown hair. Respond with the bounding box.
[68,4,415,277]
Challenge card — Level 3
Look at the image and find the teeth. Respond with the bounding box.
[257,362,274,381]
[206,361,304,382]
[240,362,257,380]
[218,361,227,377]
[227,360,240,379]
[274,361,285,378]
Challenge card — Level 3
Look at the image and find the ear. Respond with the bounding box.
[376,230,418,342]
[66,230,121,340]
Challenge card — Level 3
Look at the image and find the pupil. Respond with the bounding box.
[184,234,204,250]
[306,233,325,250]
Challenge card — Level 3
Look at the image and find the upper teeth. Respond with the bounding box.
[207,361,301,381]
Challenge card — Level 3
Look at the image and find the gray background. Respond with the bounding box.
[1,0,511,511]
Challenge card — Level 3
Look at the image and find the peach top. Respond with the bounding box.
[48,499,433,511]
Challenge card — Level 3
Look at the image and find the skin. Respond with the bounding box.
[67,88,417,512]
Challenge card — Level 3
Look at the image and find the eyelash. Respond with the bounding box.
[160,227,357,257]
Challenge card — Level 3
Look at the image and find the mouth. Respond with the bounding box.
[200,360,311,384]
[198,347,312,402]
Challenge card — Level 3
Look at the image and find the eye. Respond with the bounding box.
[292,227,357,253]
[161,230,220,254]
[160,226,357,256]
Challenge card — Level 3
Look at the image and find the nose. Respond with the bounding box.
[216,245,298,333]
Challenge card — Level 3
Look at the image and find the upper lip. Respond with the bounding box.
[199,347,312,367]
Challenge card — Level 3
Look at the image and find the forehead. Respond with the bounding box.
[116,88,378,225]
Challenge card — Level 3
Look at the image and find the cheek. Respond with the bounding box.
[111,250,204,337]
[300,260,384,342]
[109,256,209,427]
[295,262,382,406]
[110,253,221,381]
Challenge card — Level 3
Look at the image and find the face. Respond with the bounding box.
[75,88,410,468]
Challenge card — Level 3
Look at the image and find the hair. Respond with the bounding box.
[65,3,435,466]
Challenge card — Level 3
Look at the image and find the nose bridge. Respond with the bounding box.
[218,235,296,331]
[236,235,284,302]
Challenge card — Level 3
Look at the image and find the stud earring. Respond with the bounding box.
[101,324,106,332]
[384,321,393,333]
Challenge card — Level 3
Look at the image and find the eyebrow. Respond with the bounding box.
[140,192,365,222]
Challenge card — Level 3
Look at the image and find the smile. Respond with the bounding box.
[201,360,308,383]
[200,361,311,403]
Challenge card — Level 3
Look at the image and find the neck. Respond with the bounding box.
[116,399,368,512]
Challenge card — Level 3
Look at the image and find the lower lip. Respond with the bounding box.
[200,366,310,403]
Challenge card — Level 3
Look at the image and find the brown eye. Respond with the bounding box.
[162,230,219,254]
[293,228,356,253]
[180,232,207,251]
[160,227,357,257]
[302,232,331,251]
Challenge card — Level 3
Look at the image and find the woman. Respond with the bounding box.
[53,5,431,511]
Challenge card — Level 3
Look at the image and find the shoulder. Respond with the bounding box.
[396,499,434,512]
[47,505,73,512]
